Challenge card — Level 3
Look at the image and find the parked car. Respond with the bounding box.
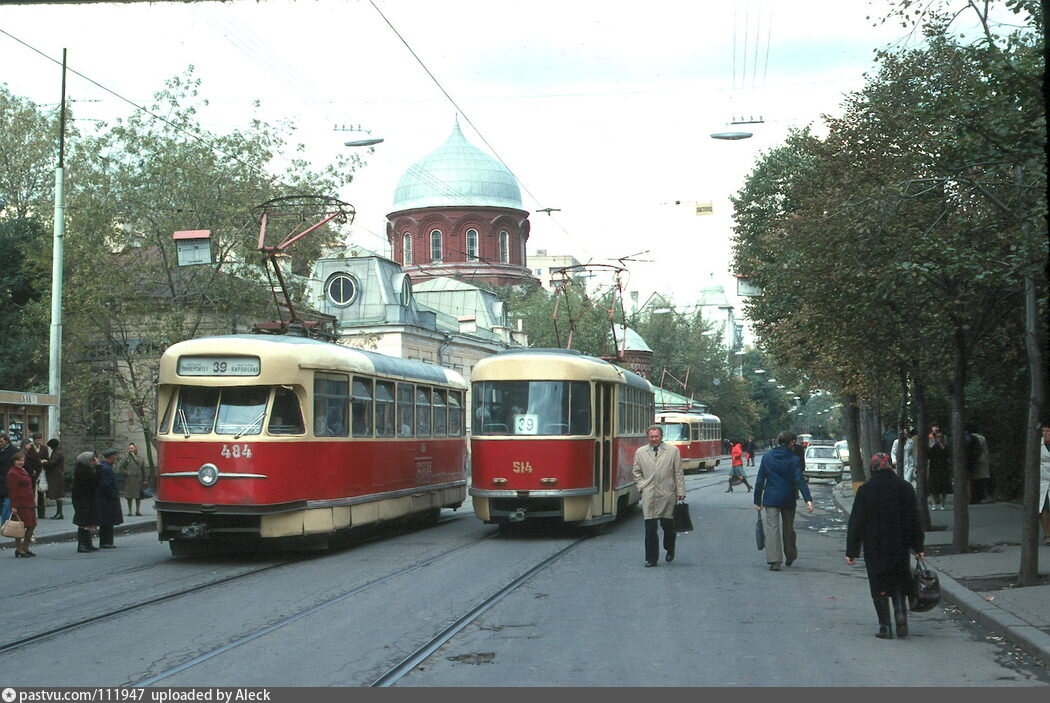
[834,439,850,465]
[804,444,843,481]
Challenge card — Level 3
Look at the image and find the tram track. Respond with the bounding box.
[0,514,472,659]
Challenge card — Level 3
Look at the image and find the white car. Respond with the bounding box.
[804,444,843,481]
[834,440,850,465]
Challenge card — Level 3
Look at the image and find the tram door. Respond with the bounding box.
[593,382,614,516]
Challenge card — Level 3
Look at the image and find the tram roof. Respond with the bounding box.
[471,348,652,391]
[656,411,721,423]
[159,334,466,388]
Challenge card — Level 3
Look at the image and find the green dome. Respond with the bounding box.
[391,122,523,212]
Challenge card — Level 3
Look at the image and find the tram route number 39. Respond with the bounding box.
[220,444,253,459]
[512,461,533,473]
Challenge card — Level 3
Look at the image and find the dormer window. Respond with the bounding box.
[325,272,359,307]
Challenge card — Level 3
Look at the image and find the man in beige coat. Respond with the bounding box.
[633,426,685,567]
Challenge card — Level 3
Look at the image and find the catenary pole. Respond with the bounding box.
[48,49,67,439]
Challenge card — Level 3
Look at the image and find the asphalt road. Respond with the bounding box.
[2,471,1047,687]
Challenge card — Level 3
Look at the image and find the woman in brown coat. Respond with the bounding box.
[6,451,37,557]
[44,439,66,519]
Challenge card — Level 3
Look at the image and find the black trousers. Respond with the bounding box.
[644,518,675,563]
[99,525,114,547]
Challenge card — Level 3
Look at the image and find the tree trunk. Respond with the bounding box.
[846,394,865,490]
[1019,268,1045,585]
[951,329,970,553]
[914,379,931,532]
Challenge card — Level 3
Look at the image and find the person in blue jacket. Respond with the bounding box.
[754,431,814,570]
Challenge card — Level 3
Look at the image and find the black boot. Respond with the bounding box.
[50,499,64,519]
[873,597,893,639]
[892,593,909,637]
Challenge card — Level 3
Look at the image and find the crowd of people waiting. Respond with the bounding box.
[1,433,149,557]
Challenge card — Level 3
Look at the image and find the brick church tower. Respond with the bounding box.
[386,121,538,290]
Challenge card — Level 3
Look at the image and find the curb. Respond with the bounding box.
[937,569,1050,669]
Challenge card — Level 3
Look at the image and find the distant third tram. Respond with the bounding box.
[469,349,652,527]
[654,411,722,473]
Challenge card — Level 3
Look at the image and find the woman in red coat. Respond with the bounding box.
[6,451,37,557]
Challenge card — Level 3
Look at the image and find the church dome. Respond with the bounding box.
[391,121,523,212]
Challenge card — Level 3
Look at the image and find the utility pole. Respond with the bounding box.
[48,49,67,438]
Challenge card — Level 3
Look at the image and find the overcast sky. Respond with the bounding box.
[1,0,964,319]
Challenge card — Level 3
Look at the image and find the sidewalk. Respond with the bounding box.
[833,481,1050,669]
[1,497,160,549]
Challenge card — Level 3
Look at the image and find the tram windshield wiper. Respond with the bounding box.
[233,411,267,440]
[177,408,191,438]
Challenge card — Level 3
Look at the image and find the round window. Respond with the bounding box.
[325,273,359,307]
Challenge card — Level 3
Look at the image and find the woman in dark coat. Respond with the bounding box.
[96,448,124,548]
[71,451,100,553]
[43,439,66,519]
[846,453,925,639]
[927,431,951,509]
[6,451,37,557]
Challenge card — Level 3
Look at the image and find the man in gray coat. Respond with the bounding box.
[633,426,685,568]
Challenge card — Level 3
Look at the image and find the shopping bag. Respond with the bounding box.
[673,502,694,533]
[2,515,27,539]
[38,471,49,494]
[909,554,941,612]
[755,514,765,550]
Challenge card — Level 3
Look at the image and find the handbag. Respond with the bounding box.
[2,514,27,539]
[38,471,49,494]
[755,513,765,550]
[909,554,941,612]
[672,501,694,533]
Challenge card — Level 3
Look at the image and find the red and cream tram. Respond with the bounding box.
[155,335,468,553]
[654,411,722,473]
[469,349,652,527]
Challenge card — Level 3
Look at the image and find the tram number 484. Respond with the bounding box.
[512,461,533,473]
[220,444,253,459]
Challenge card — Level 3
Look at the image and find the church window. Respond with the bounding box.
[402,234,412,266]
[430,230,443,262]
[498,231,509,264]
[466,229,478,261]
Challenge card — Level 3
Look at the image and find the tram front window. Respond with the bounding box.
[659,423,689,442]
[215,387,269,436]
[473,381,590,436]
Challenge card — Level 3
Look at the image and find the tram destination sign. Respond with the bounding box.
[178,356,261,377]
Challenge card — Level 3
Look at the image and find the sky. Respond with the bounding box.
[0,0,963,329]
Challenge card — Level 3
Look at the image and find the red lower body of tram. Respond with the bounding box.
[668,439,722,473]
[469,436,643,527]
[155,438,466,552]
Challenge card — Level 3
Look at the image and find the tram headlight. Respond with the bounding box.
[197,463,219,487]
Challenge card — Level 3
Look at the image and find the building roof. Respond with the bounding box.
[612,324,652,352]
[390,121,523,212]
[695,285,731,308]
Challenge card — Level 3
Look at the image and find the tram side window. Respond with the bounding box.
[617,391,627,435]
[215,387,269,436]
[448,390,463,436]
[375,381,395,437]
[397,383,414,437]
[415,387,432,437]
[432,389,447,436]
[569,383,590,435]
[158,392,175,435]
[352,378,374,438]
[314,373,349,437]
[174,387,220,434]
[268,387,305,435]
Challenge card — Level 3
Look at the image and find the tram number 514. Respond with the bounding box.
[512,461,533,474]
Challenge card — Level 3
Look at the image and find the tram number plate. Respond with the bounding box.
[512,461,533,474]
[415,458,433,482]
[514,414,538,435]
[220,444,253,459]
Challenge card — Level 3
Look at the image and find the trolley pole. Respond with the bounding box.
[48,49,67,438]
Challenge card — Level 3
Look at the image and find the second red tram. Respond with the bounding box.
[654,411,722,473]
[469,349,652,527]
[154,334,468,553]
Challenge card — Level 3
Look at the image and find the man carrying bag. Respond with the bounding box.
[633,425,685,568]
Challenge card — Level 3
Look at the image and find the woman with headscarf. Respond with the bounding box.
[43,438,66,519]
[845,453,925,639]
[72,451,100,553]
